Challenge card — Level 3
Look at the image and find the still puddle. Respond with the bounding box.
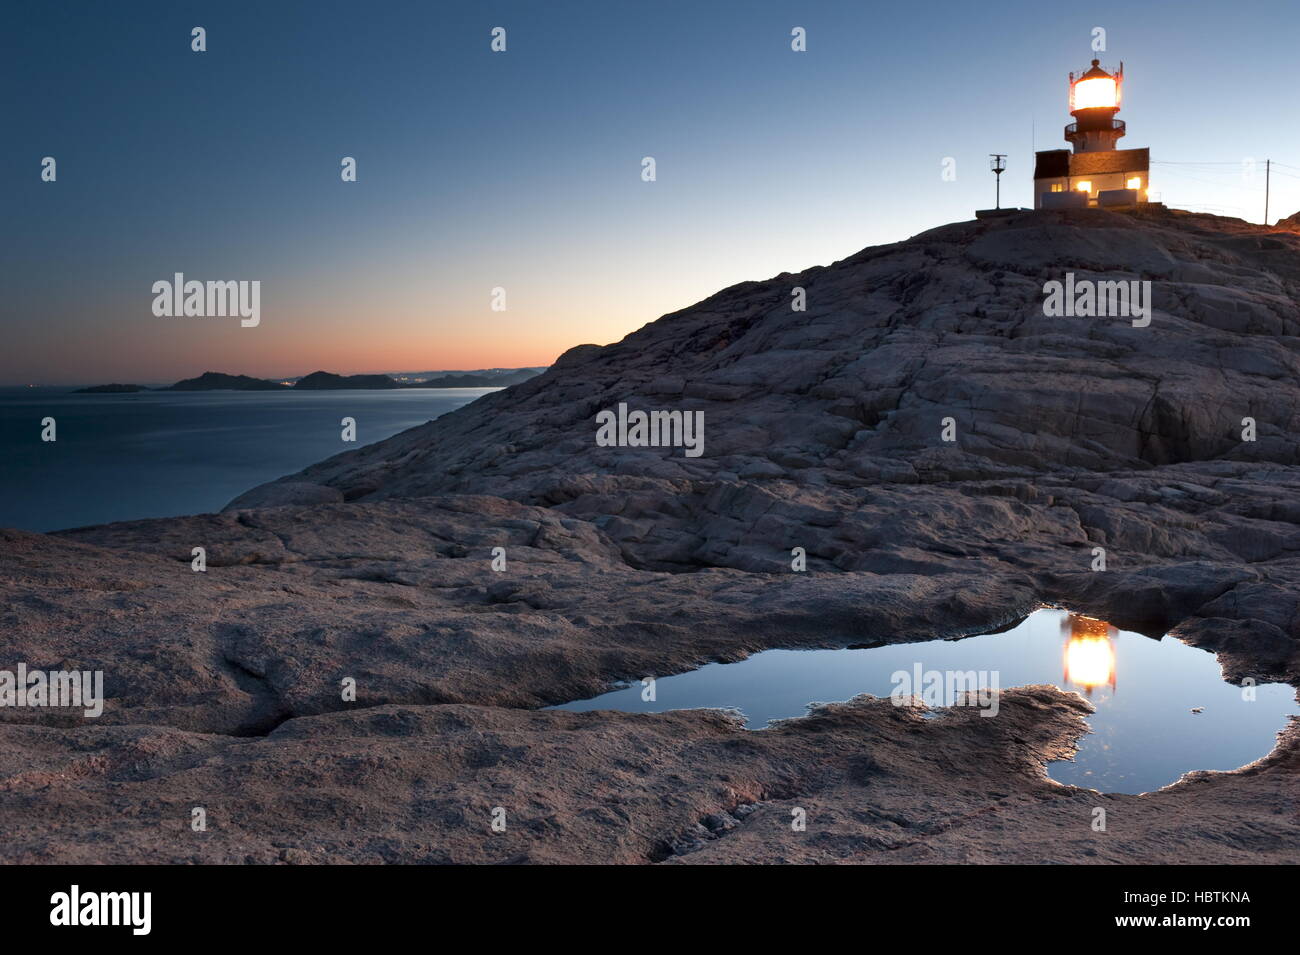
[555,609,1298,794]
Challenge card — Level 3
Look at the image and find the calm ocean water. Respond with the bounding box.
[0,387,492,532]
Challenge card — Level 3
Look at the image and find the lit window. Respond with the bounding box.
[1075,181,1092,193]
[1126,177,1142,190]
[1051,184,1063,192]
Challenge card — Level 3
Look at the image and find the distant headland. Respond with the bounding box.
[74,367,546,393]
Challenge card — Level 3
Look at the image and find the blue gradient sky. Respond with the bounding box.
[5,0,1300,384]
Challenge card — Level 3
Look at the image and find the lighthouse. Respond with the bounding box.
[1034,59,1150,209]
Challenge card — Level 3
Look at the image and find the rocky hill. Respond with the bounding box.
[250,207,1300,507]
[4,207,1299,864]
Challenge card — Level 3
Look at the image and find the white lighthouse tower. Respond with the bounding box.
[1034,59,1150,209]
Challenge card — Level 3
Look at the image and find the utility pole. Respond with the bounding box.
[1264,159,1271,226]
[990,154,1007,210]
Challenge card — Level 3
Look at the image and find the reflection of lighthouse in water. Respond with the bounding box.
[1060,614,1118,696]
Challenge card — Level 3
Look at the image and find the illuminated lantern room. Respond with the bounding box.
[1066,60,1125,153]
[1033,58,1151,210]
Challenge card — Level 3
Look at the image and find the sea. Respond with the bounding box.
[0,386,492,532]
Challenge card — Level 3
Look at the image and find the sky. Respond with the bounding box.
[5,0,1300,385]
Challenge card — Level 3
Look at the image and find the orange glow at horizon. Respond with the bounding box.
[95,323,571,382]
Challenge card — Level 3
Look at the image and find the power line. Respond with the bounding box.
[1154,168,1263,189]
[1153,167,1252,175]
[1149,159,1300,171]
[1145,156,1300,223]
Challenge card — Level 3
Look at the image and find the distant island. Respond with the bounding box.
[403,368,542,388]
[73,383,150,393]
[163,372,289,392]
[294,371,401,390]
[75,367,545,393]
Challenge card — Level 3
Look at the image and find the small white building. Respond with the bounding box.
[1034,60,1150,209]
